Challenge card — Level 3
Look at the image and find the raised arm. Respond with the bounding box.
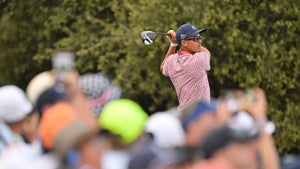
[243,88,280,169]
[63,71,98,127]
[160,30,177,71]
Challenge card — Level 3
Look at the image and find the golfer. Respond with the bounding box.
[160,23,211,111]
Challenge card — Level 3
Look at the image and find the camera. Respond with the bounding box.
[223,89,256,114]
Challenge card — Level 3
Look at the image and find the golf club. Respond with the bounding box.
[141,31,170,45]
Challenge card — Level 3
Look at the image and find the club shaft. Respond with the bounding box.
[155,32,171,36]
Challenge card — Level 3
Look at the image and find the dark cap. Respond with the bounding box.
[176,23,206,44]
[181,99,217,131]
[197,125,259,159]
[35,85,68,117]
[128,141,185,169]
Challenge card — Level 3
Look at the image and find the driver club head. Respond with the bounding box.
[141,31,157,45]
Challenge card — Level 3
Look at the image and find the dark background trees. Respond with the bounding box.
[0,0,299,153]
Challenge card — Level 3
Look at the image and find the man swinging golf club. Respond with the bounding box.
[160,23,211,112]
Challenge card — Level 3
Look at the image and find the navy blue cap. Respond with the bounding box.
[35,84,68,117]
[176,23,206,44]
[182,100,217,131]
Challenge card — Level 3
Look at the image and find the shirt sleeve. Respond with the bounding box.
[161,57,170,76]
[195,52,210,71]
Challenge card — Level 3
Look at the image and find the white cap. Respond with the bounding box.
[0,85,33,123]
[26,71,55,105]
[145,112,185,148]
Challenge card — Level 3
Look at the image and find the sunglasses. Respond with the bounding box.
[185,35,202,42]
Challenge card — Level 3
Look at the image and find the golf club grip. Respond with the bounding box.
[155,32,171,36]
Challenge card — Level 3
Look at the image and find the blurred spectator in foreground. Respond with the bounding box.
[192,88,280,169]
[26,71,56,110]
[129,143,187,169]
[78,72,122,117]
[193,125,260,169]
[98,98,149,169]
[281,154,300,169]
[144,109,186,149]
[35,99,107,169]
[0,85,33,151]
[27,71,122,119]
[128,108,187,169]
[26,69,107,168]
[0,85,39,168]
[25,56,123,168]
[179,99,223,147]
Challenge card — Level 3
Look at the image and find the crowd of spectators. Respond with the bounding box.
[0,53,299,169]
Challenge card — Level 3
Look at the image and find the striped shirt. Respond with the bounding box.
[162,51,211,111]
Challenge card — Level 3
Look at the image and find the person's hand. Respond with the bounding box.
[167,30,177,46]
[63,71,80,95]
[242,88,267,120]
[216,98,231,124]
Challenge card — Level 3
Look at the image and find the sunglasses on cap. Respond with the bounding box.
[185,35,202,42]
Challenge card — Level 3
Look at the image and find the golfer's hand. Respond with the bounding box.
[167,30,177,46]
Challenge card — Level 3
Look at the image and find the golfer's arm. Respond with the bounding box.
[200,46,210,61]
[160,46,177,71]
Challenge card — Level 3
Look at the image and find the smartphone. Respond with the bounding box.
[52,50,74,72]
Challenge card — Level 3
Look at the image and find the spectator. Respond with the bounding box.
[99,98,149,169]
[192,88,280,169]
[193,125,261,169]
[78,72,122,117]
[179,99,220,146]
[144,110,185,149]
[26,69,106,168]
[36,100,105,169]
[0,85,39,169]
[128,140,182,169]
[128,108,187,169]
[26,71,56,108]
[25,70,68,146]
[0,85,33,151]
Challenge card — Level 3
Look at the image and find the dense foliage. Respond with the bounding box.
[0,0,299,153]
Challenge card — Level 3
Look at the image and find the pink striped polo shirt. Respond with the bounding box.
[162,51,211,111]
